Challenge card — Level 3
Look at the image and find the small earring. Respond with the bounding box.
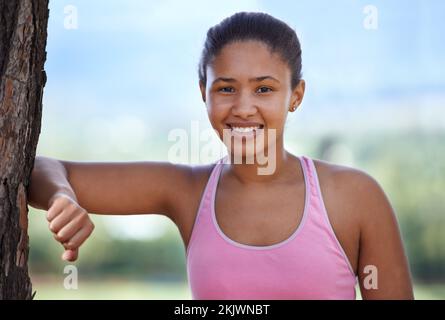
[290,105,297,112]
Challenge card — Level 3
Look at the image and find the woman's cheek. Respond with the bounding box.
[206,104,225,138]
[208,95,232,117]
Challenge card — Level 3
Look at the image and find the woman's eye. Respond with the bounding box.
[257,87,272,93]
[219,87,234,93]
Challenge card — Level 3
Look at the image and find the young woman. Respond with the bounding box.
[28,12,414,300]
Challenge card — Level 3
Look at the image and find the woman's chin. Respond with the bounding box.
[227,145,267,164]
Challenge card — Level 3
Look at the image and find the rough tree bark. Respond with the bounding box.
[0,0,49,299]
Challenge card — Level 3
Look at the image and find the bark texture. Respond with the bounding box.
[0,0,49,299]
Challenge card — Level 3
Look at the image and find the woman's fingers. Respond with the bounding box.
[53,212,88,243]
[63,224,95,251]
[48,208,76,234]
[46,196,73,221]
[59,223,94,261]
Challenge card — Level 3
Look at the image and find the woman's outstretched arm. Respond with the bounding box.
[27,155,195,261]
[28,156,194,217]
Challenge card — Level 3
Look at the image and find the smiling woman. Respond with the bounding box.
[188,11,413,300]
[200,39,303,167]
[28,11,414,300]
[197,12,305,168]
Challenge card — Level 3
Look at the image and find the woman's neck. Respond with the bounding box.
[226,146,295,185]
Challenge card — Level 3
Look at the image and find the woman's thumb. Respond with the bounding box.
[62,248,78,262]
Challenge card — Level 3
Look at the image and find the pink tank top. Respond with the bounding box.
[186,155,357,299]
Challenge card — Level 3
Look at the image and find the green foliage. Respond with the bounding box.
[313,130,445,282]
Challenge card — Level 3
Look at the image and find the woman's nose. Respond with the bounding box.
[231,91,258,118]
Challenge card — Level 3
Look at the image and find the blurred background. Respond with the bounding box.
[28,0,445,299]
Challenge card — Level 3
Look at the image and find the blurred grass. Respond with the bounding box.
[31,276,191,300]
[411,284,445,300]
[31,277,444,300]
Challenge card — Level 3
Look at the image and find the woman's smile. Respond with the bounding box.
[225,122,265,138]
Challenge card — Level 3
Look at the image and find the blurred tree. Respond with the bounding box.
[0,0,48,299]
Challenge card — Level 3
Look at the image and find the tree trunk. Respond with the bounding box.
[0,0,49,299]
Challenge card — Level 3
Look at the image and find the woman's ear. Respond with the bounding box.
[290,79,306,110]
[199,81,206,103]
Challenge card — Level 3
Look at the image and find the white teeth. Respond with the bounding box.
[231,126,260,133]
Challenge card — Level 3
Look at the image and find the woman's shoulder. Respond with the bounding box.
[168,162,217,240]
[166,162,215,185]
[313,157,380,192]
[169,162,217,207]
[312,157,391,222]
[189,163,217,190]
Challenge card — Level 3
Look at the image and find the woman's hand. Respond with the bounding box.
[46,193,95,262]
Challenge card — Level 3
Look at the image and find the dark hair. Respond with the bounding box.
[198,11,302,90]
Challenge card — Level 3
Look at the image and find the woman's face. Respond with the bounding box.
[200,40,305,161]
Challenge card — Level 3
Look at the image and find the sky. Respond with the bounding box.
[42,0,445,133]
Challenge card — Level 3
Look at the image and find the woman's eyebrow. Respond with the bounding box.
[211,76,280,85]
[251,76,280,83]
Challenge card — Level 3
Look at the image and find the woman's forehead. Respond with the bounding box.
[208,40,290,83]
